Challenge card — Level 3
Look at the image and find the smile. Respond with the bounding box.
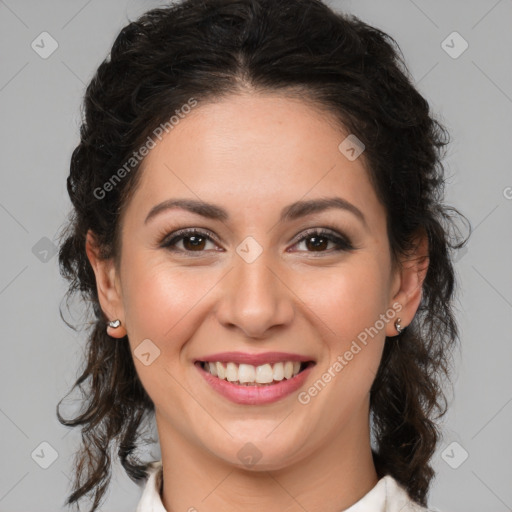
[199,360,314,385]
[195,359,316,405]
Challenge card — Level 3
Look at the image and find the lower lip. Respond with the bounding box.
[195,362,315,405]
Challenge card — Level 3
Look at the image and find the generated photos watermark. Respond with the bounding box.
[93,97,198,200]
[297,301,403,405]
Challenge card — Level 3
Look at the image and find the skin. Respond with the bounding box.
[86,92,428,512]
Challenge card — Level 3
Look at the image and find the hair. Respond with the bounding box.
[56,0,471,510]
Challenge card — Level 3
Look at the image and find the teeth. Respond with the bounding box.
[255,363,274,383]
[273,362,284,381]
[208,362,217,377]
[238,363,256,383]
[216,362,225,379]
[202,360,305,384]
[284,361,294,379]
[226,362,238,382]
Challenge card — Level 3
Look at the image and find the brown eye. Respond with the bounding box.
[160,227,354,256]
[303,234,330,251]
[161,229,219,254]
[292,228,354,253]
[181,234,207,251]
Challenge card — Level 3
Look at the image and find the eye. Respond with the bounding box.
[290,228,355,254]
[160,226,355,255]
[160,228,220,254]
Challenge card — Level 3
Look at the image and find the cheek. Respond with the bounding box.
[121,252,179,338]
[120,256,205,408]
[296,266,388,420]
[297,260,389,399]
[121,253,218,346]
[296,260,389,343]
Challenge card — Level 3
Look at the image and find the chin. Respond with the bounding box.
[205,435,308,472]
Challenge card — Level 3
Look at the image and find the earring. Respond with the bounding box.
[108,319,121,329]
[394,317,403,334]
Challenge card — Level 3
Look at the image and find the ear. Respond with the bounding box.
[386,228,429,337]
[85,229,127,338]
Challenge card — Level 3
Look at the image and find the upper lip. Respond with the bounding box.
[196,351,315,366]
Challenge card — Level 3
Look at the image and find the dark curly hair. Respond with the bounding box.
[56,0,471,510]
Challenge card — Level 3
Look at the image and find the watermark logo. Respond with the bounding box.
[237,442,263,467]
[31,32,58,59]
[134,338,161,366]
[32,236,58,263]
[236,236,264,264]
[441,31,468,59]
[31,441,59,469]
[338,134,365,161]
[441,441,469,469]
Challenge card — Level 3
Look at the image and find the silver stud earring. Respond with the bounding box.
[108,319,121,329]
[394,317,403,334]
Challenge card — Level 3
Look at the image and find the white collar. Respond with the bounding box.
[135,460,430,512]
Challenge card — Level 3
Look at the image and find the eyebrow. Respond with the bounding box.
[144,196,367,228]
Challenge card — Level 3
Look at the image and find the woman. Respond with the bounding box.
[56,0,470,510]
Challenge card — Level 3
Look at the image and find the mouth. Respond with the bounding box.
[194,360,316,386]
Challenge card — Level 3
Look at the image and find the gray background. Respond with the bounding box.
[0,0,511,511]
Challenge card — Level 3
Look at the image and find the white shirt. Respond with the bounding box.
[135,460,437,511]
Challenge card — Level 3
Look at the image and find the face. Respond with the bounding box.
[87,92,424,472]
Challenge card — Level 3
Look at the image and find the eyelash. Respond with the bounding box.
[159,226,355,256]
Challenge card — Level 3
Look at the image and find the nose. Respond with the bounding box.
[215,248,295,339]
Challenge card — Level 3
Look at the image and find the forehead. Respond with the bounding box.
[126,93,384,229]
